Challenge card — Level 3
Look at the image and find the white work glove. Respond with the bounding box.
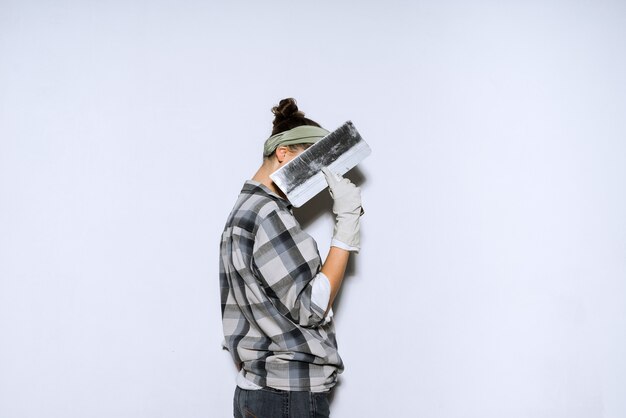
[321,167,363,252]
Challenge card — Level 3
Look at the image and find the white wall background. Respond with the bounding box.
[1,1,625,417]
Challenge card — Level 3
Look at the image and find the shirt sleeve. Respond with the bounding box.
[252,209,328,327]
[310,272,334,325]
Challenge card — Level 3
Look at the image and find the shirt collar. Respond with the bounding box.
[242,180,293,209]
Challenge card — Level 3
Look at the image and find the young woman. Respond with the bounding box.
[219,98,363,417]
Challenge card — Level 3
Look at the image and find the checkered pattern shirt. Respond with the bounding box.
[220,180,344,392]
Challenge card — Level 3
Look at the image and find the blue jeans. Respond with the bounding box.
[233,386,331,418]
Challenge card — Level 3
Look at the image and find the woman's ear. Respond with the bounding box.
[275,146,288,163]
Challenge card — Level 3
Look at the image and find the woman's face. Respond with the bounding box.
[282,148,305,164]
[275,146,306,167]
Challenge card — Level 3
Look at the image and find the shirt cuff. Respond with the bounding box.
[311,272,334,324]
[236,369,262,390]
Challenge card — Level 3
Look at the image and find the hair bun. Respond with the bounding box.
[269,97,321,136]
[272,98,305,121]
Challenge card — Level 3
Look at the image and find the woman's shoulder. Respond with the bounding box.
[228,189,293,234]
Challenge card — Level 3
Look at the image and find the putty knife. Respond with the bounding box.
[270,121,371,208]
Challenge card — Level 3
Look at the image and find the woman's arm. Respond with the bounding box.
[319,168,363,316]
[321,247,350,314]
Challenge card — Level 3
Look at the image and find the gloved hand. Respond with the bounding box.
[321,167,363,252]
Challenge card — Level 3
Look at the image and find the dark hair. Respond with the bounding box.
[271,98,322,135]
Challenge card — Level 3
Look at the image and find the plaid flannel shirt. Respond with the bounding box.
[220,180,344,392]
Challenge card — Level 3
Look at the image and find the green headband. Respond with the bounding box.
[263,125,330,157]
